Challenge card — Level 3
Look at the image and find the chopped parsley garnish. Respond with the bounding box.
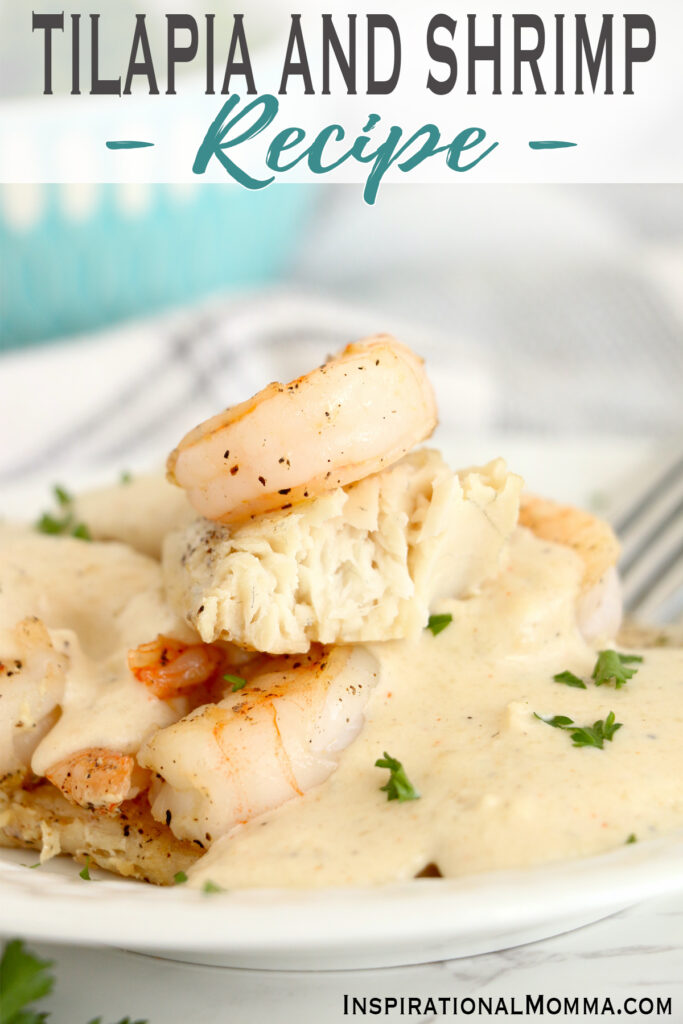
[36,512,73,535]
[223,674,247,692]
[427,613,452,637]
[79,855,92,880]
[53,484,72,507]
[551,650,644,692]
[592,650,643,689]
[71,522,92,541]
[553,670,587,689]
[0,938,148,1023]
[173,871,188,885]
[35,485,91,541]
[626,833,637,844]
[535,713,574,729]
[88,1017,148,1024]
[0,939,54,1023]
[120,471,133,485]
[202,880,223,894]
[534,711,622,749]
[375,752,420,802]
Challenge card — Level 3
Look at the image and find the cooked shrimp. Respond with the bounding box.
[45,747,149,814]
[128,635,224,700]
[167,335,437,524]
[519,494,622,643]
[138,644,379,843]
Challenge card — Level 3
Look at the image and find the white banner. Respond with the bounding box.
[1,0,681,195]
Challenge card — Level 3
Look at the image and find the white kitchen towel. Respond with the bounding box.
[1,266,681,507]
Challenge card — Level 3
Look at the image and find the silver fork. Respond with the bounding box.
[607,442,683,625]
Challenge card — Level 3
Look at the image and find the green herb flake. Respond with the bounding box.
[375,751,420,802]
[173,871,188,885]
[534,710,622,750]
[35,512,71,535]
[53,484,72,507]
[553,670,587,689]
[120,471,133,485]
[79,855,92,881]
[202,880,223,895]
[626,833,637,844]
[88,1017,149,1024]
[35,486,91,542]
[0,938,148,1024]
[427,613,453,637]
[592,650,643,689]
[534,713,574,729]
[223,674,247,692]
[568,712,622,748]
[0,939,54,1023]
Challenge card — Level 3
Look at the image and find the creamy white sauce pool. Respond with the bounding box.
[0,527,195,778]
[1,518,682,888]
[188,528,683,888]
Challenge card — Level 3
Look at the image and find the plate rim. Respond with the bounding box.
[2,832,683,960]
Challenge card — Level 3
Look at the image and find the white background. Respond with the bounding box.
[1,0,682,184]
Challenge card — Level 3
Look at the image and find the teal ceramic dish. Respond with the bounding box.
[0,183,314,350]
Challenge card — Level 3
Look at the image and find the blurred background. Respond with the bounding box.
[1,0,681,450]
[1,184,682,443]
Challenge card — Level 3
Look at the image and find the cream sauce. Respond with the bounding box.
[0,527,197,776]
[2,517,682,888]
[188,528,683,888]
[72,473,195,559]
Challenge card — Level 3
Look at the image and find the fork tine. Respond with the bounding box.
[619,489,683,578]
[610,438,683,614]
[612,448,683,539]
[623,531,683,623]
[607,443,683,623]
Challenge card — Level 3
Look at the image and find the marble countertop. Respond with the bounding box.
[6,889,682,1023]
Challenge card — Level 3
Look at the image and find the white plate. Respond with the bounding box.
[1,437,681,970]
[2,834,683,970]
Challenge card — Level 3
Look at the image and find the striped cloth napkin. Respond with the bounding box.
[0,278,681,514]
[0,289,496,495]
